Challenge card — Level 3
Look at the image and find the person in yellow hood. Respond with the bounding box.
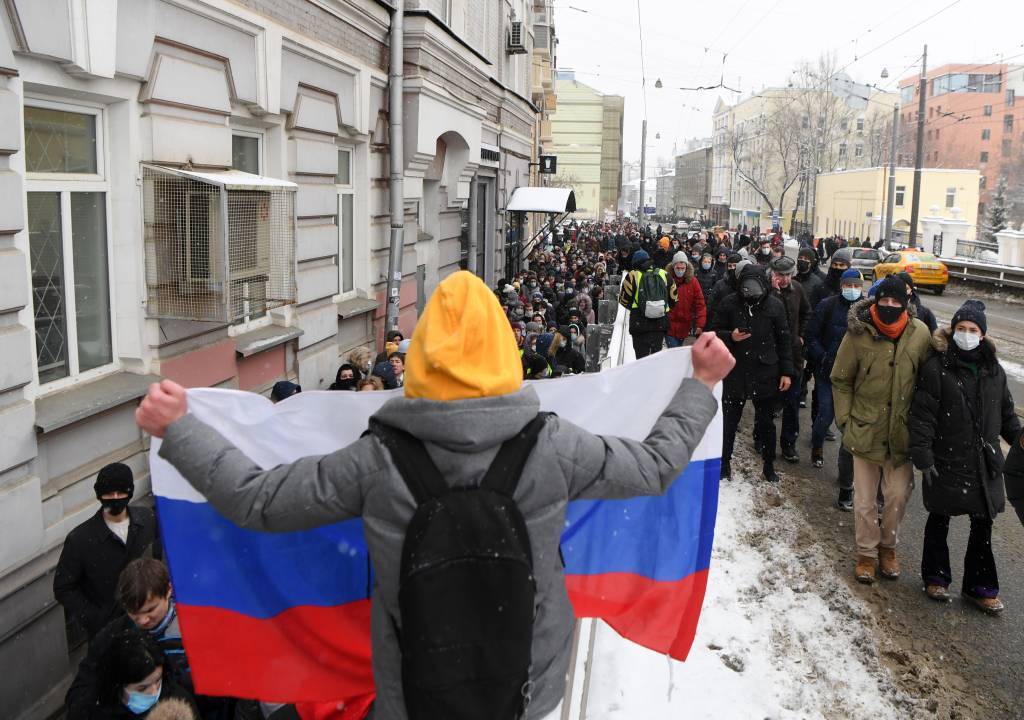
[137,270,735,720]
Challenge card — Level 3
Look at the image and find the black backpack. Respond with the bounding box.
[369,413,551,720]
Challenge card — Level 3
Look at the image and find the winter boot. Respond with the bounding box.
[855,555,876,584]
[878,547,900,579]
[836,488,854,512]
[720,461,732,482]
[925,585,952,603]
[965,593,1005,615]
[762,460,780,483]
[782,445,799,464]
[811,448,824,468]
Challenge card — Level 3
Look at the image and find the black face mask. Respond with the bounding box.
[740,278,765,304]
[797,260,811,274]
[334,378,358,391]
[101,498,130,515]
[875,304,905,325]
[827,267,845,282]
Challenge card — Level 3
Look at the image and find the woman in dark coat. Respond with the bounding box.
[909,300,1020,613]
[709,262,795,483]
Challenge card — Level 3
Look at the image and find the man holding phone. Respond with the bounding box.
[709,262,795,482]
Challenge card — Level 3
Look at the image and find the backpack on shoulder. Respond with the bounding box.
[636,269,669,319]
[369,413,551,720]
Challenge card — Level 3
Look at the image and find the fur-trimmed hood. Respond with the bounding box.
[666,258,694,284]
[846,297,918,337]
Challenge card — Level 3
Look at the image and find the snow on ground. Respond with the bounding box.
[583,470,915,720]
[999,357,1024,383]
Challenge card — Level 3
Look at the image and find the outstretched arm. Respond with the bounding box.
[564,333,733,500]
[140,380,376,532]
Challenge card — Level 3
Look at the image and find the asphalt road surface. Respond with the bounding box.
[775,281,1024,718]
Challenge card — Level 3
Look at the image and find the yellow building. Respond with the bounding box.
[549,72,623,218]
[815,167,981,243]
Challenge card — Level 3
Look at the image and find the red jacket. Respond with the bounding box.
[667,261,707,338]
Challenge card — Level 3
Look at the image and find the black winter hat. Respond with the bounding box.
[95,462,134,499]
[271,380,302,402]
[874,275,908,308]
[951,299,987,334]
[727,252,742,264]
[797,247,817,262]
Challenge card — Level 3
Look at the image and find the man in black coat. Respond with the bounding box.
[909,300,1020,612]
[710,262,796,482]
[705,253,742,323]
[796,247,827,312]
[768,257,811,463]
[53,463,160,640]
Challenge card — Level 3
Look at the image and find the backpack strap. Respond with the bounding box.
[368,420,449,505]
[481,412,553,497]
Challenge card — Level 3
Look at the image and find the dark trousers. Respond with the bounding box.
[922,513,999,597]
[780,373,802,449]
[723,395,777,465]
[837,447,854,490]
[632,331,665,359]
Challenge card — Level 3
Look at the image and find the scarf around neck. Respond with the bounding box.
[869,304,909,340]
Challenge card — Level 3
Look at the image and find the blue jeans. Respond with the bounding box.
[811,374,835,449]
[665,335,684,348]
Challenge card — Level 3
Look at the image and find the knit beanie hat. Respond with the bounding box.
[95,462,134,499]
[798,247,817,262]
[727,252,742,264]
[632,249,650,264]
[874,275,908,308]
[951,299,987,334]
[671,251,688,265]
[840,268,864,284]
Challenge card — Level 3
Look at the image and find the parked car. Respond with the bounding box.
[873,250,949,294]
[850,248,884,281]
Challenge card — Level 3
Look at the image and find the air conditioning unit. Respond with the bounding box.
[507,21,527,55]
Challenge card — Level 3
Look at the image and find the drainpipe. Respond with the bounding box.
[384,0,405,335]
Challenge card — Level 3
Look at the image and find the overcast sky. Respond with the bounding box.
[553,0,1024,165]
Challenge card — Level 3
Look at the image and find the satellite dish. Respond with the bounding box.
[655,78,663,89]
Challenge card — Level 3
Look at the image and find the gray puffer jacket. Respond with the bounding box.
[158,379,717,720]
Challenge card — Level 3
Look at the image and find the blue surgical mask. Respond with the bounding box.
[125,682,161,714]
[842,287,862,302]
[702,261,712,270]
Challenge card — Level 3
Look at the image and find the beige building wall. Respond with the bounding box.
[815,167,981,242]
[550,74,622,218]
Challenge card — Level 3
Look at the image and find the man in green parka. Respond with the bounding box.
[831,276,932,584]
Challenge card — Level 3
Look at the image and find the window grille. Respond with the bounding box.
[142,165,296,323]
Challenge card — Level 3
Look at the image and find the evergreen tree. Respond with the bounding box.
[983,175,1009,244]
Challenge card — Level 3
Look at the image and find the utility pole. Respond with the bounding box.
[884,103,899,249]
[908,44,927,247]
[638,119,647,224]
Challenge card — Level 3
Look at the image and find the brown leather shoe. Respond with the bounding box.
[925,585,951,603]
[855,555,876,584]
[966,594,1005,615]
[878,547,900,579]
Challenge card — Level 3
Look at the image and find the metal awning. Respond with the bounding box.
[506,187,577,213]
[141,165,297,191]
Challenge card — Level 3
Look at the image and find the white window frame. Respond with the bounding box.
[895,185,906,207]
[24,97,118,394]
[336,144,357,301]
[945,187,956,208]
[231,128,264,175]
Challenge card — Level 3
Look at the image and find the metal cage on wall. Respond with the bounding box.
[142,164,297,324]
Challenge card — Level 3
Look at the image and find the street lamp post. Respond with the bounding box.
[638,119,647,223]
[884,102,899,249]
[909,44,928,246]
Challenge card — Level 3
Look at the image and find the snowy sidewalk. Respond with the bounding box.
[578,468,918,719]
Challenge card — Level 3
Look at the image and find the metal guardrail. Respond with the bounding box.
[941,257,1024,290]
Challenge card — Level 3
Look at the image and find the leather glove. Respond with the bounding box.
[920,466,939,485]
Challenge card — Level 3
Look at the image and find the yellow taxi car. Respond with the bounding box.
[873,250,949,294]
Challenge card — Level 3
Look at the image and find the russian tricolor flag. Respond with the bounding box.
[150,347,722,716]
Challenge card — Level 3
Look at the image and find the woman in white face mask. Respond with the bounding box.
[909,299,1021,614]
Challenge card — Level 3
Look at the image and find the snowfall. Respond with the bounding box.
[563,473,915,720]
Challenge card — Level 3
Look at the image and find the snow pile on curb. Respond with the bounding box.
[585,474,915,719]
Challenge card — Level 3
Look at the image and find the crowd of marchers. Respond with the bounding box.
[546,217,1024,611]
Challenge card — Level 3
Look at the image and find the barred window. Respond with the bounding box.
[142,165,296,324]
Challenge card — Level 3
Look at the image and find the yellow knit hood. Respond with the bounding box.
[404,271,523,401]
